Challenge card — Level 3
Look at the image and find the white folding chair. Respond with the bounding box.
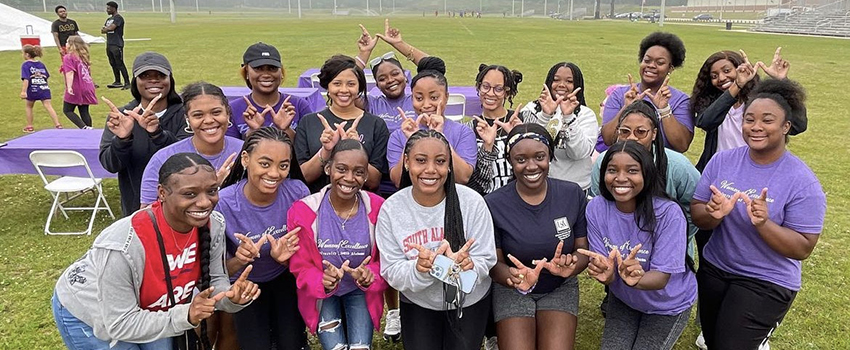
[29,150,114,235]
[310,72,321,88]
[445,93,467,121]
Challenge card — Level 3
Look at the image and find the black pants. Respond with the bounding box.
[232,271,308,350]
[400,292,491,350]
[106,45,129,85]
[63,102,91,128]
[698,261,796,350]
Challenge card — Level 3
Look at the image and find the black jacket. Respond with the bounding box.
[694,91,737,172]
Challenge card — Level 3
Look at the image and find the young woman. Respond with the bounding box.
[227,42,314,140]
[20,44,63,132]
[215,126,310,350]
[288,139,387,350]
[486,123,590,350]
[140,82,245,208]
[466,64,524,195]
[520,62,598,191]
[294,55,390,193]
[386,56,477,188]
[53,153,258,350]
[100,51,189,217]
[376,130,497,350]
[61,35,97,129]
[580,140,696,350]
[691,79,823,350]
[598,32,694,153]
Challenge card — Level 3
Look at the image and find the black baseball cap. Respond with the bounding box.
[242,42,282,68]
[132,52,172,78]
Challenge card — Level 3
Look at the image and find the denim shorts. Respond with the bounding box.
[492,277,579,322]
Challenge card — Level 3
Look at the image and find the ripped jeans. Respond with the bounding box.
[317,289,373,350]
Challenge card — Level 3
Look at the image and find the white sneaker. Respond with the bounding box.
[484,336,499,350]
[758,341,770,350]
[695,332,707,350]
[382,309,401,342]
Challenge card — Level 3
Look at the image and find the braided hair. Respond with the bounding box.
[617,100,669,191]
[221,126,304,189]
[399,130,466,252]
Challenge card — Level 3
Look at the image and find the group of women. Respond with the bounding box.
[52,20,825,350]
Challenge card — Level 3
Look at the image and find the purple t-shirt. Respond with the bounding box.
[21,61,51,101]
[140,136,244,204]
[366,93,415,134]
[586,196,696,315]
[597,84,693,152]
[317,192,371,296]
[694,147,826,291]
[60,54,97,105]
[216,179,310,283]
[386,120,478,169]
[226,93,313,139]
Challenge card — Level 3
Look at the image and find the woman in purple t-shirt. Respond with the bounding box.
[60,35,98,129]
[580,140,696,350]
[288,139,387,350]
[691,79,823,350]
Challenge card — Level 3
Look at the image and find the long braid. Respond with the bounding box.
[198,224,213,350]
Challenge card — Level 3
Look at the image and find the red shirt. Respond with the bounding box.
[134,202,201,311]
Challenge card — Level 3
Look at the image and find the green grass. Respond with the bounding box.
[1,12,848,349]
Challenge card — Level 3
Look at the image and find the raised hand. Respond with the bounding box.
[343,116,362,140]
[216,152,238,186]
[226,265,261,304]
[124,93,163,134]
[271,95,296,131]
[736,50,758,88]
[233,233,269,265]
[742,188,770,227]
[322,260,347,292]
[538,85,559,115]
[341,256,375,288]
[705,185,744,220]
[558,87,583,116]
[357,24,379,53]
[318,114,341,152]
[376,18,403,45]
[538,241,579,278]
[410,241,450,273]
[242,96,271,131]
[267,227,302,264]
[493,105,523,134]
[616,244,644,287]
[623,74,642,106]
[472,116,498,151]
[757,47,790,80]
[102,96,134,139]
[506,254,546,291]
[577,248,618,284]
[398,107,420,139]
[188,286,226,325]
[648,76,671,110]
[425,104,445,134]
[445,238,475,271]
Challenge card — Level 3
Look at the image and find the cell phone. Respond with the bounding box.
[430,255,477,294]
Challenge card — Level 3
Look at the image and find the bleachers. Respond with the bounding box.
[753,1,850,37]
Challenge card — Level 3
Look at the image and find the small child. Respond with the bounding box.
[61,35,98,129]
[20,44,63,132]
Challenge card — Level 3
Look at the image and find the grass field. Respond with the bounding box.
[0,12,848,349]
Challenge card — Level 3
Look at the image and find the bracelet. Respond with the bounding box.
[659,111,672,120]
[354,55,367,67]
[405,45,415,61]
[657,105,671,115]
[735,81,744,89]
[517,283,537,295]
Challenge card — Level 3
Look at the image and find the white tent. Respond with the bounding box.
[0,3,105,52]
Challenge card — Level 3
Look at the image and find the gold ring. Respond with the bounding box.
[518,274,525,280]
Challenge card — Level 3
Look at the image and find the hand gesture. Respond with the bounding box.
[398,107,420,139]
[538,241,579,278]
[103,96,134,139]
[558,87,583,116]
[736,50,758,87]
[757,47,790,80]
[376,18,403,45]
[623,74,644,107]
[410,241,450,273]
[188,286,226,325]
[341,256,375,288]
[318,114,342,152]
[506,254,546,291]
[343,116,362,140]
[616,244,644,287]
[705,185,745,220]
[227,265,261,304]
[493,106,523,134]
[742,188,769,227]
[424,105,445,134]
[577,248,618,284]
[538,85,558,115]
[357,24,379,53]
[322,260,347,292]
[445,238,475,271]
[233,233,269,265]
[242,96,271,131]
[216,153,237,186]
[472,116,498,150]
[267,227,302,264]
[124,93,164,134]
[271,95,296,131]
[648,76,671,110]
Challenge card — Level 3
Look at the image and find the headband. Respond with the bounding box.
[505,132,550,156]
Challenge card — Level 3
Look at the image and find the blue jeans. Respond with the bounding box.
[52,292,173,350]
[317,289,373,350]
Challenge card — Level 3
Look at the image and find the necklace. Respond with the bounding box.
[165,220,194,253]
[328,194,358,230]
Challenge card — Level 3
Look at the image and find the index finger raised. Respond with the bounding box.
[236,264,253,282]
[318,114,331,130]
[397,107,409,120]
[359,23,370,35]
[568,86,583,98]
[101,96,121,113]
[626,243,642,260]
[628,73,636,89]
[143,93,163,117]
[507,254,527,269]
[739,49,751,65]
[576,248,604,260]
[553,240,564,258]
[347,116,362,132]
[458,238,475,253]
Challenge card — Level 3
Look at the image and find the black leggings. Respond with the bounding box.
[232,271,308,350]
[63,102,91,128]
[698,260,796,350]
[400,293,491,350]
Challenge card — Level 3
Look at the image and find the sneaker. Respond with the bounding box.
[83,126,93,130]
[107,83,123,89]
[484,336,499,350]
[121,84,131,90]
[382,309,401,342]
[695,332,707,350]
[759,341,770,350]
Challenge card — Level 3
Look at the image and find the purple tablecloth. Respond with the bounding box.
[298,68,412,92]
[0,129,113,178]
[221,87,327,113]
[368,86,482,117]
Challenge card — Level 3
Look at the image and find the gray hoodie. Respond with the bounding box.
[54,210,244,346]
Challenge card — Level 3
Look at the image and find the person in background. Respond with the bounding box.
[102,1,129,89]
[51,5,78,57]
[20,44,63,132]
[60,36,97,129]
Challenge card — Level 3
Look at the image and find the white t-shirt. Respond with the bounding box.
[716,104,746,152]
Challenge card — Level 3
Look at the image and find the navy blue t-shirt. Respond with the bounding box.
[485,178,587,294]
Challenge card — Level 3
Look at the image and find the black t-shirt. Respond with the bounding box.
[104,14,125,46]
[51,19,79,47]
[294,108,389,193]
[485,178,588,294]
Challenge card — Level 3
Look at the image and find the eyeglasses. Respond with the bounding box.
[617,127,653,140]
[369,52,397,71]
[478,83,507,95]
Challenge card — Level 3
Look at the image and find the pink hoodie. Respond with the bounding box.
[287,186,387,334]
